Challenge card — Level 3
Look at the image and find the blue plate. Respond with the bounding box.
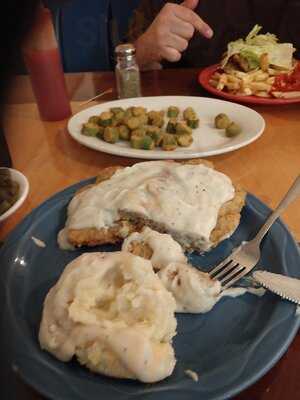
[1,178,300,400]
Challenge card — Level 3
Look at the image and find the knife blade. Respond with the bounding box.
[253,270,300,305]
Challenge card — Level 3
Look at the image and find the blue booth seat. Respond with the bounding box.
[58,0,111,72]
[48,0,141,72]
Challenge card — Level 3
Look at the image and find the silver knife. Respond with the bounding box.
[253,270,300,305]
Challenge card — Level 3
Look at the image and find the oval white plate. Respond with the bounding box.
[68,96,265,160]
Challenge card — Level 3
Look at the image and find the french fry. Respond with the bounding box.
[259,53,269,72]
[210,60,294,99]
[253,72,269,81]
[249,82,271,92]
[267,77,275,84]
[216,74,228,90]
[255,91,270,98]
[272,91,300,99]
[226,82,241,91]
[227,75,240,84]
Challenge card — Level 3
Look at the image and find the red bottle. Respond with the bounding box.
[23,6,71,121]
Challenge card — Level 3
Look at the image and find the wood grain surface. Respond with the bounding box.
[2,69,300,400]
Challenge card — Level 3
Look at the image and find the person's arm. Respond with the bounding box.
[128,0,213,70]
[127,0,163,70]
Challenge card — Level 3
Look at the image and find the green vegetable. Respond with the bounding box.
[186,116,199,129]
[132,106,147,117]
[225,122,242,137]
[146,127,163,146]
[138,113,148,126]
[162,134,177,151]
[131,135,155,150]
[240,50,260,70]
[0,170,19,216]
[176,134,193,147]
[183,107,196,120]
[114,111,125,123]
[221,24,295,70]
[167,106,179,118]
[110,107,124,115]
[99,111,113,127]
[131,127,146,138]
[166,118,177,134]
[147,111,164,127]
[81,122,100,137]
[103,127,119,143]
[175,122,192,136]
[96,126,105,139]
[88,115,100,125]
[126,117,141,130]
[119,125,130,140]
[124,108,133,119]
[215,113,231,129]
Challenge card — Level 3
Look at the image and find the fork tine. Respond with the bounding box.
[213,262,239,281]
[219,264,245,284]
[209,257,234,278]
[209,245,242,278]
[221,268,247,290]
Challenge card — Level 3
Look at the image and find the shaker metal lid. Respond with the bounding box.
[115,43,136,57]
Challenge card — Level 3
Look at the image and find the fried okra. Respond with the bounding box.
[81,122,100,137]
[146,126,164,146]
[131,135,155,150]
[167,106,180,118]
[81,104,201,151]
[162,133,177,151]
[126,117,142,130]
[110,107,124,115]
[88,115,100,125]
[215,113,231,129]
[176,134,193,147]
[147,111,164,128]
[175,122,192,136]
[166,118,177,134]
[118,125,130,140]
[99,111,113,127]
[103,127,119,143]
[225,122,242,137]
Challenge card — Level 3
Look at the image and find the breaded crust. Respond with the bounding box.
[210,184,246,246]
[68,220,141,248]
[67,159,246,250]
[125,241,153,260]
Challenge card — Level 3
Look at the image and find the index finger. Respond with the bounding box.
[174,6,213,38]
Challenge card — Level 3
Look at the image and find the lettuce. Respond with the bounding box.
[239,50,260,70]
[222,25,295,70]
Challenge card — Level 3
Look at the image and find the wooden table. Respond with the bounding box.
[2,69,300,399]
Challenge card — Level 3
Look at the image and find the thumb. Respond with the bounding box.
[181,0,199,10]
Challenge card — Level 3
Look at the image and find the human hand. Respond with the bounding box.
[135,0,213,69]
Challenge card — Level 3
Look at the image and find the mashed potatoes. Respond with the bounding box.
[39,252,177,383]
[158,263,221,313]
[122,228,221,313]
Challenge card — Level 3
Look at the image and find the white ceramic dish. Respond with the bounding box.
[68,96,265,160]
[0,168,29,222]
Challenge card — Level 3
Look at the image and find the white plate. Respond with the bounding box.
[68,96,265,160]
[0,168,29,223]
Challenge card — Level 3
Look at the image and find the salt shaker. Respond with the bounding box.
[115,44,142,99]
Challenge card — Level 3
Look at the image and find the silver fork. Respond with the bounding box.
[209,175,300,291]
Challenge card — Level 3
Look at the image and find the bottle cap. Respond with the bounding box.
[115,43,136,58]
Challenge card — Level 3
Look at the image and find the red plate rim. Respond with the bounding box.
[198,64,300,105]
